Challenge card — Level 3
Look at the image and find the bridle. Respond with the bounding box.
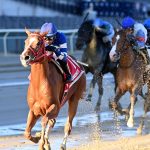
[27,33,47,63]
[116,31,132,57]
[115,31,136,68]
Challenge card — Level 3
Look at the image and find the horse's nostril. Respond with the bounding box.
[25,56,30,60]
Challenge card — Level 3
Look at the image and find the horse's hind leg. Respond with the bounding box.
[86,77,96,101]
[24,110,40,143]
[60,95,79,150]
[95,74,103,111]
[127,93,137,128]
[137,112,146,135]
[137,81,150,134]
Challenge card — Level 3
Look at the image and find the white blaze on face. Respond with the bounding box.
[21,37,36,57]
[109,35,120,61]
[20,36,36,67]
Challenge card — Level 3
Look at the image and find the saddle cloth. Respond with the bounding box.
[60,55,84,107]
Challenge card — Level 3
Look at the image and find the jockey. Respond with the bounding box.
[122,16,149,64]
[40,22,72,83]
[93,18,115,49]
[143,18,150,46]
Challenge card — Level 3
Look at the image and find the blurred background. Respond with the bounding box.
[0,1,150,147]
[0,0,149,55]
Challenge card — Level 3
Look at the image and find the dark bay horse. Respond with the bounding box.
[76,20,117,111]
[20,29,86,150]
[109,28,147,128]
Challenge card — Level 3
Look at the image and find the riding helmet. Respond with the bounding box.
[40,22,57,37]
[94,18,104,27]
[143,18,150,30]
[122,17,135,29]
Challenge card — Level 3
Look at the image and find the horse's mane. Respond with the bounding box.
[80,20,104,42]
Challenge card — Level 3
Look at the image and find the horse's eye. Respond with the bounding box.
[37,42,41,46]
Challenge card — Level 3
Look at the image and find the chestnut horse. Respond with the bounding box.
[76,20,117,111]
[20,29,86,150]
[109,28,147,128]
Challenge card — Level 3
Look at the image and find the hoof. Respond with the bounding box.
[44,143,51,150]
[94,105,100,112]
[127,120,134,128]
[136,127,142,135]
[39,141,45,150]
[86,95,92,101]
[109,101,117,110]
[35,132,41,138]
[33,137,41,143]
[60,144,66,150]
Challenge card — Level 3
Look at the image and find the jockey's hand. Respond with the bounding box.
[46,45,58,52]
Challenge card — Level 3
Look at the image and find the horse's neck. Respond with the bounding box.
[30,60,53,85]
[119,48,135,68]
[87,31,97,55]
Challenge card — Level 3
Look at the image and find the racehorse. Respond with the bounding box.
[20,29,86,150]
[109,28,147,128]
[76,20,117,111]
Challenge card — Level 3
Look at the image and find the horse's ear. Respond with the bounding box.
[40,31,48,37]
[25,28,31,36]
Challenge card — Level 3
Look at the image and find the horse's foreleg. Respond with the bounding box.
[127,94,136,128]
[38,117,48,150]
[61,96,79,150]
[122,97,138,121]
[86,77,96,101]
[43,119,56,150]
[95,74,103,112]
[24,110,40,143]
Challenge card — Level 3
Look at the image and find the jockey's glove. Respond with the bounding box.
[45,45,58,52]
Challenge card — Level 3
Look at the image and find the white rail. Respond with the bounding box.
[0,29,78,56]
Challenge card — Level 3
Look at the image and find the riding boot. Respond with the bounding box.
[59,60,72,83]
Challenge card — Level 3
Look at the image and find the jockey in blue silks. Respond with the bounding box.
[122,17,150,65]
[122,17,148,51]
[93,18,115,49]
[40,22,72,83]
[143,18,150,46]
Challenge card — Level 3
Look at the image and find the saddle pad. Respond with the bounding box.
[60,56,84,107]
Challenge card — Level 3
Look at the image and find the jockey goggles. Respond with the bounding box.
[44,36,54,41]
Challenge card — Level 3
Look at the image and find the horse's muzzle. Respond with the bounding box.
[110,52,120,62]
[20,54,33,67]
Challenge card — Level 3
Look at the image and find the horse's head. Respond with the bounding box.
[109,28,132,62]
[20,29,49,67]
[76,20,94,49]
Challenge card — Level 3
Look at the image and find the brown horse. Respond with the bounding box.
[20,29,86,150]
[109,28,146,128]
